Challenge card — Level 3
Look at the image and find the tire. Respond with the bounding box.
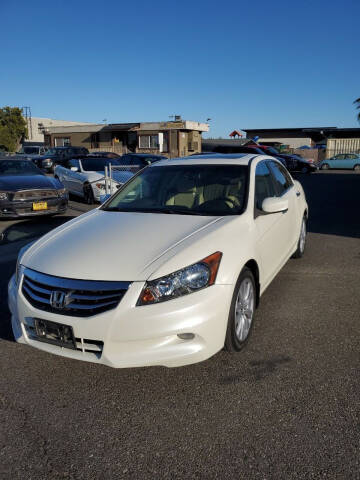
[225,267,256,352]
[292,216,307,259]
[83,184,95,204]
[353,165,360,172]
[321,163,329,170]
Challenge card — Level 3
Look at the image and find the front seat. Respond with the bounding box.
[165,176,197,209]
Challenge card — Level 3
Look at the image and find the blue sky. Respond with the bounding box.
[1,0,359,137]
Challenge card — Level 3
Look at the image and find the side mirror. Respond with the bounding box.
[262,197,288,214]
[70,166,79,172]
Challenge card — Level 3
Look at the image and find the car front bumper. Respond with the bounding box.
[0,197,68,218]
[8,273,233,368]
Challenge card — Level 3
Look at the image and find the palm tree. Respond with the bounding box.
[354,98,360,122]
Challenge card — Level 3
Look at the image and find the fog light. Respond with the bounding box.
[177,333,195,340]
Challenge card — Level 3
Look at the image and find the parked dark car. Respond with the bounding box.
[118,153,168,172]
[31,146,89,172]
[0,159,68,219]
[211,145,265,155]
[245,144,316,173]
[17,145,48,156]
[88,151,121,158]
[275,154,317,173]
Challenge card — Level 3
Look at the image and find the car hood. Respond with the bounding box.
[21,209,223,281]
[0,175,61,192]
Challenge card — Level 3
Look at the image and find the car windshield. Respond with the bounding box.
[81,157,121,171]
[22,147,39,154]
[0,160,42,176]
[45,148,58,155]
[103,164,248,216]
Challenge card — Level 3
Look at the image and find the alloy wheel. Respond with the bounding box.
[234,278,255,342]
[299,218,306,254]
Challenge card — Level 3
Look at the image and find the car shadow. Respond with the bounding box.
[0,216,76,341]
[294,172,360,239]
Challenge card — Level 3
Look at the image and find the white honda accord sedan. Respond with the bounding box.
[8,154,308,368]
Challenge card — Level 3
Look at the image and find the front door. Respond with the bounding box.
[254,161,293,288]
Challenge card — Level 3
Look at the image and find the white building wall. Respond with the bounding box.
[326,138,360,158]
[25,117,95,143]
[258,137,313,148]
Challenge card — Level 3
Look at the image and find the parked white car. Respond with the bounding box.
[54,156,134,203]
[9,154,308,368]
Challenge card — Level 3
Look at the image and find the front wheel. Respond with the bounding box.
[225,268,256,352]
[321,163,329,170]
[292,216,307,258]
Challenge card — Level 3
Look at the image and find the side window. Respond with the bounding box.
[255,162,277,211]
[268,161,293,196]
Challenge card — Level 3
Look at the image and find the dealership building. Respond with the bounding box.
[43,119,209,158]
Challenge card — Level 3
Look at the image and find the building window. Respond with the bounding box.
[139,134,158,149]
[54,137,71,147]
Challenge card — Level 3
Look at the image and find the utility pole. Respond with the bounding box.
[22,106,33,140]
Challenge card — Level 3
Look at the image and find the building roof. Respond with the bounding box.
[44,120,209,135]
[242,127,360,141]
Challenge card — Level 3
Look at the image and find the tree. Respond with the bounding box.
[354,98,360,122]
[0,106,28,152]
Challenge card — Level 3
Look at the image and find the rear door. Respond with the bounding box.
[344,154,357,169]
[268,160,298,250]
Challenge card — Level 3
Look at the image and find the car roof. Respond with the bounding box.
[152,153,267,167]
[124,153,166,157]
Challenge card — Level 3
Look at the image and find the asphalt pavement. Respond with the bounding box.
[0,171,359,479]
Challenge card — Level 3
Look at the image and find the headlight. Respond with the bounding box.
[15,241,36,285]
[137,252,222,306]
[57,188,67,197]
[0,191,8,201]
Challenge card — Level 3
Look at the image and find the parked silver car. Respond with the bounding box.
[54,156,134,204]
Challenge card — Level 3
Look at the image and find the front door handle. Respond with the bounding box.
[296,191,301,197]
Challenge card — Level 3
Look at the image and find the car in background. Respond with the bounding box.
[275,154,317,173]
[0,158,68,219]
[9,153,308,368]
[318,153,360,171]
[31,146,89,172]
[245,145,316,173]
[211,145,265,155]
[54,156,134,204]
[17,145,48,157]
[246,144,280,156]
[88,151,121,158]
[118,153,168,172]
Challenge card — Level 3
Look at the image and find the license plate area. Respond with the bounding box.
[32,201,48,211]
[34,318,76,350]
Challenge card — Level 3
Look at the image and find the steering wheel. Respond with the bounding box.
[220,197,238,208]
[198,197,238,211]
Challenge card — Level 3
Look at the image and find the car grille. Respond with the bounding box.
[22,268,131,317]
[13,189,58,200]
